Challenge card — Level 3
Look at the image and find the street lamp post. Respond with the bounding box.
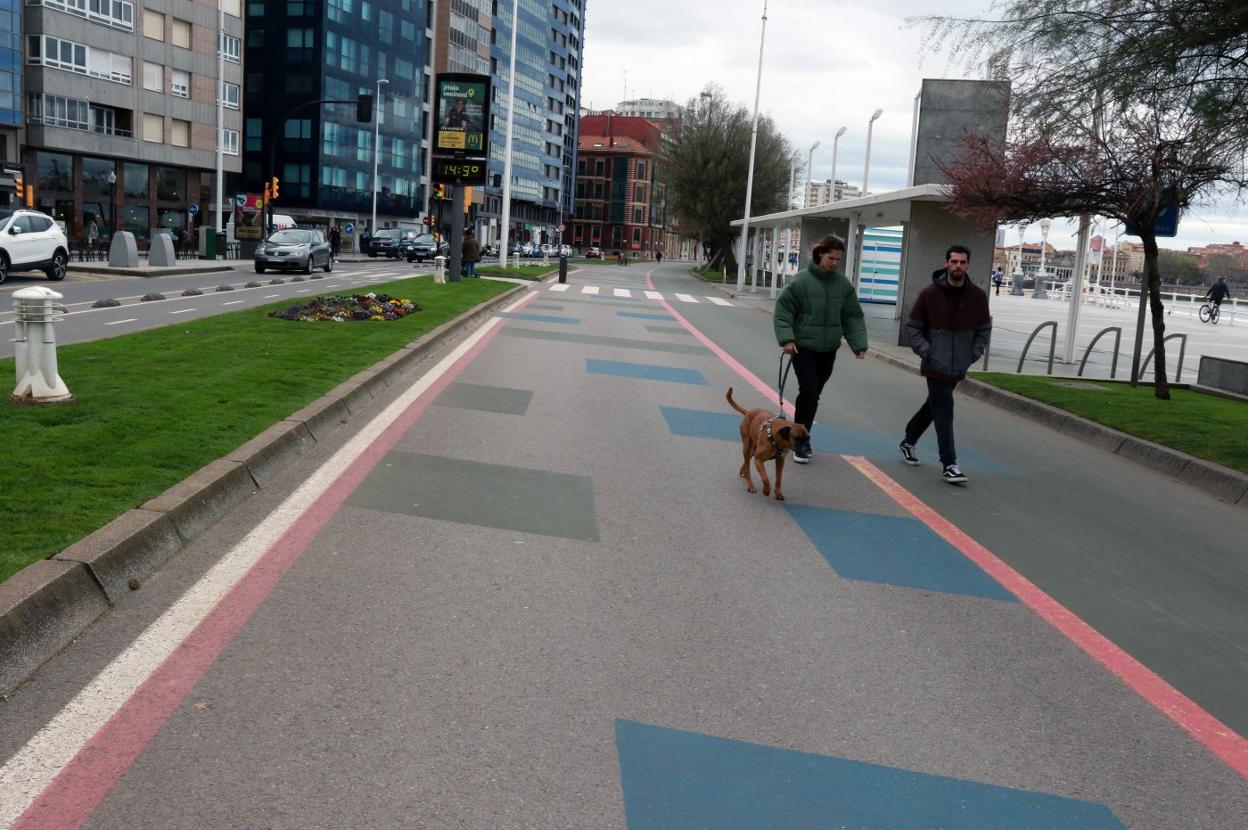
[862,108,883,195]
[735,0,769,293]
[107,170,117,237]
[1108,231,1124,300]
[806,139,820,205]
[1011,223,1027,295]
[499,0,521,268]
[370,78,389,236]
[1033,217,1052,298]
[830,126,846,200]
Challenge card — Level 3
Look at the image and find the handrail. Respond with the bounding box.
[1017,320,1058,375]
[1077,326,1122,378]
[1139,333,1189,382]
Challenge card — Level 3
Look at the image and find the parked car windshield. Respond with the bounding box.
[413,234,437,245]
[375,229,403,239]
[268,230,314,244]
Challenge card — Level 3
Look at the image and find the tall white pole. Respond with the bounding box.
[805,140,819,206]
[736,0,769,293]
[371,78,389,235]
[830,127,845,199]
[499,0,520,268]
[862,108,882,195]
[424,0,438,226]
[214,2,225,239]
[1064,215,1091,363]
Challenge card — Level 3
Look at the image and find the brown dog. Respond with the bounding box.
[726,387,809,501]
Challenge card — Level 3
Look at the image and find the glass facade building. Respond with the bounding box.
[0,0,20,207]
[243,0,430,232]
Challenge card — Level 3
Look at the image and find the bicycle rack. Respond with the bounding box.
[1077,326,1122,378]
[1139,333,1189,382]
[1017,321,1058,375]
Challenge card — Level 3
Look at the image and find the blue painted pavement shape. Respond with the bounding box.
[783,504,1016,602]
[618,311,676,321]
[494,311,581,325]
[587,359,708,385]
[659,406,1013,476]
[615,720,1126,829]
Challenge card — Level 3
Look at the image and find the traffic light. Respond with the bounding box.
[263,181,271,202]
[13,172,22,207]
[270,176,280,201]
[433,183,446,200]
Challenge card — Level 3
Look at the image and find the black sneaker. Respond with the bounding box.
[792,436,812,464]
[942,464,968,484]
[899,442,919,466]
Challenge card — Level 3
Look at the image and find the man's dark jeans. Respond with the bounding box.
[791,349,837,431]
[904,378,959,466]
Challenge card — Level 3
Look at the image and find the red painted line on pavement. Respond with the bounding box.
[12,291,539,830]
[644,269,794,418]
[843,454,1248,780]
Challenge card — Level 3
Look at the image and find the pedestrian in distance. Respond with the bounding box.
[992,267,1004,296]
[773,233,868,464]
[898,245,992,484]
[655,250,663,263]
[461,230,481,278]
[329,226,341,259]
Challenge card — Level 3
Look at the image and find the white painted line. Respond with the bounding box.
[0,288,539,827]
[325,284,340,288]
[169,309,197,315]
[296,289,311,293]
[105,318,137,326]
[581,286,600,295]
[549,284,570,292]
[675,293,700,303]
[221,301,244,306]
[262,294,280,299]
[613,288,631,298]
[644,290,664,300]
[707,297,733,306]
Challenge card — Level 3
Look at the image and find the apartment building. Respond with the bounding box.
[804,179,861,208]
[21,0,244,243]
[0,3,21,206]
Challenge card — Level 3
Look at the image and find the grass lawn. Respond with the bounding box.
[692,265,727,282]
[0,276,513,583]
[474,264,556,280]
[972,372,1248,474]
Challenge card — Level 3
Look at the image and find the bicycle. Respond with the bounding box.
[1198,300,1220,324]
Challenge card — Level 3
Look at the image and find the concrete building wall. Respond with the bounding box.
[911,79,1010,188]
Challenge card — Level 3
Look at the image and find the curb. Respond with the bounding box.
[69,264,235,278]
[867,350,1248,509]
[0,283,527,696]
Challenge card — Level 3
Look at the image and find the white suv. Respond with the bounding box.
[0,209,69,284]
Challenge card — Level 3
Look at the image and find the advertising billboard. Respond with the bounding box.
[434,73,491,156]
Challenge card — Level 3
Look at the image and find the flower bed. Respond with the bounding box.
[269,293,421,322]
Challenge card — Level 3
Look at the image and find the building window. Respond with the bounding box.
[156,167,185,201]
[637,161,646,179]
[170,119,189,147]
[222,0,242,15]
[143,61,161,91]
[142,113,162,143]
[123,163,147,198]
[90,106,119,135]
[219,33,241,63]
[28,35,87,75]
[36,151,74,192]
[171,18,191,49]
[37,0,135,31]
[219,82,240,110]
[633,207,643,224]
[170,69,190,98]
[634,185,645,202]
[632,227,642,244]
[28,94,90,130]
[143,8,164,40]
[223,129,240,155]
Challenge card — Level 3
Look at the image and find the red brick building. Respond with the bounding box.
[572,114,675,256]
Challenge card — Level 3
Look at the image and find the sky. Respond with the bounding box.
[579,0,1247,253]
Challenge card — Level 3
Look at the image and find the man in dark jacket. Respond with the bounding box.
[899,245,991,484]
[774,233,868,464]
[1205,277,1231,307]
[461,231,481,278]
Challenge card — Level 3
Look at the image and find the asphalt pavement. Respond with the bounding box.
[0,260,1244,829]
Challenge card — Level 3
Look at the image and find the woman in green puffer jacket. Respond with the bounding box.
[773,233,868,463]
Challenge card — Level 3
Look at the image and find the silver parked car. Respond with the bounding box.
[255,228,333,274]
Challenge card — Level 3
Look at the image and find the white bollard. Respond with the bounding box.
[433,255,446,285]
[12,286,73,404]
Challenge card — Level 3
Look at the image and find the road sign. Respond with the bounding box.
[556,224,565,233]
[345,223,355,235]
[187,202,199,216]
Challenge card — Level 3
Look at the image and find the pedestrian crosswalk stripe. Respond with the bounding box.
[614,288,631,298]
[707,297,733,306]
[675,293,699,303]
[644,290,663,300]
[549,284,570,292]
[581,286,600,295]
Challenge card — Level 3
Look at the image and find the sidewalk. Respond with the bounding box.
[69,261,238,278]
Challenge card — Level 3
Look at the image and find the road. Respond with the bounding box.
[0,261,1244,828]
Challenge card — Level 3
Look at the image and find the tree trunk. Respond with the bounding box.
[1141,232,1171,400]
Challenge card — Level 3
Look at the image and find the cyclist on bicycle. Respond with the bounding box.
[1205,277,1231,308]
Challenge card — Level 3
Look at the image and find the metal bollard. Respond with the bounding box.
[12,286,73,403]
[558,255,568,283]
[433,255,446,285]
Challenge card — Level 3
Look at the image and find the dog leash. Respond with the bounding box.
[777,352,793,414]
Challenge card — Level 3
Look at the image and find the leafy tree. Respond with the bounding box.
[662,85,795,271]
[920,1,1248,399]
[1157,249,1202,285]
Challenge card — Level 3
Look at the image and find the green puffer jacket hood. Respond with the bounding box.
[773,261,869,353]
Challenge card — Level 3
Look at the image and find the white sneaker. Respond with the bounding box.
[941,464,968,484]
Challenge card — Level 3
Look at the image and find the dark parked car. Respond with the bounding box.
[585,246,602,259]
[368,228,409,258]
[254,228,333,274]
[405,233,450,263]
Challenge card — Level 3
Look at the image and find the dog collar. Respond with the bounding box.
[763,416,783,451]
